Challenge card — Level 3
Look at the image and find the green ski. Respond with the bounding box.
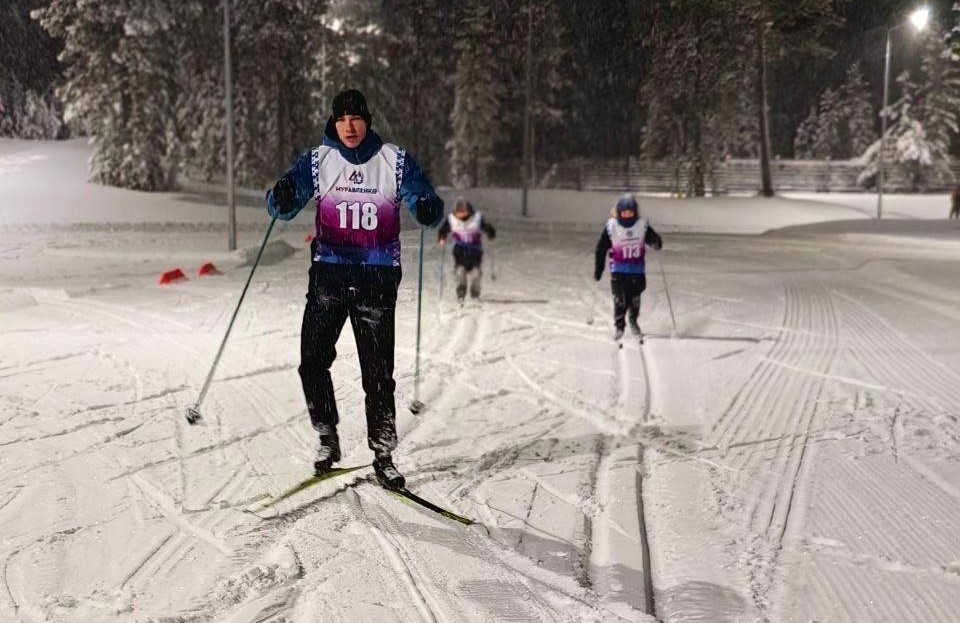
[254,465,368,511]
[389,488,474,525]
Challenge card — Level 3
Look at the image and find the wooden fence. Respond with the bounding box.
[485,158,960,193]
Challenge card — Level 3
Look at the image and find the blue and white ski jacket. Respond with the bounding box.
[266,119,443,267]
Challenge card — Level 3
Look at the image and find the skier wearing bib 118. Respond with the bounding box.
[266,89,444,490]
[594,194,662,341]
[437,198,496,304]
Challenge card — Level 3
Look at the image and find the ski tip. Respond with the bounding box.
[390,487,475,525]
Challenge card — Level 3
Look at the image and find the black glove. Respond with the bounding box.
[272,177,297,214]
[594,271,602,282]
[415,195,440,226]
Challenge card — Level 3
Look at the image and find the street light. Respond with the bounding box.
[877,6,931,219]
[224,0,236,250]
[909,7,931,31]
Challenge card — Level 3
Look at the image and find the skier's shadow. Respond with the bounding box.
[371,498,650,616]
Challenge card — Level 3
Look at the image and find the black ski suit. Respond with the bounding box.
[594,223,662,331]
[438,206,496,300]
[267,121,443,456]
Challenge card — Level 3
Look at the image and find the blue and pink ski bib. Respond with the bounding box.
[606,217,650,275]
[447,212,484,249]
[311,144,405,267]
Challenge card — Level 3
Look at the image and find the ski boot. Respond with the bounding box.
[314,435,341,475]
[613,326,625,342]
[629,320,642,337]
[373,453,406,490]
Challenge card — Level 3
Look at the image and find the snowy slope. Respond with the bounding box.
[2,140,960,622]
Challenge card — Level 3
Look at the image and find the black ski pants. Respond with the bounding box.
[452,246,483,300]
[610,273,646,330]
[299,262,400,456]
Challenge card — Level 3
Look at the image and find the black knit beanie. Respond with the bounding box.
[332,89,372,126]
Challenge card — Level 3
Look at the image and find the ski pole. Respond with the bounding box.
[186,215,277,424]
[587,277,601,325]
[658,254,678,336]
[490,240,497,281]
[409,227,426,414]
[438,243,445,300]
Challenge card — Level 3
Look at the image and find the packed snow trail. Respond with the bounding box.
[2,215,960,621]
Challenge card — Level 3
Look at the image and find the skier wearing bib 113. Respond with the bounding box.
[437,198,496,303]
[266,89,444,490]
[594,194,662,341]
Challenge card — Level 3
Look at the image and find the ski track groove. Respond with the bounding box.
[804,552,960,623]
[837,291,960,414]
[355,483,581,622]
[43,296,310,460]
[700,280,840,616]
[506,258,658,618]
[632,337,656,618]
[354,491,444,623]
[816,456,960,566]
[716,282,836,535]
[120,462,259,599]
[0,547,23,620]
[31,295,317,607]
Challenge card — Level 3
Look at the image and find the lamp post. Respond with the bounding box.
[224,0,236,250]
[877,6,930,219]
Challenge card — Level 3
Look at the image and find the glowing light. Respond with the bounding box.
[909,7,931,32]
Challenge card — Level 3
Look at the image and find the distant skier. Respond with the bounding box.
[437,198,496,304]
[950,186,960,219]
[594,194,662,341]
[266,89,444,489]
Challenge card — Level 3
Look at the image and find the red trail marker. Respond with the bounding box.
[198,262,221,277]
[158,268,187,285]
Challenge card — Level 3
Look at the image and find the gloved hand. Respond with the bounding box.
[272,177,297,214]
[415,195,441,226]
[594,271,602,282]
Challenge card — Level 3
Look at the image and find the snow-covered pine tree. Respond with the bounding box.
[487,0,571,187]
[841,61,876,157]
[171,2,223,184]
[793,61,874,160]
[812,87,843,159]
[305,0,380,135]
[949,2,960,61]
[449,0,501,188]
[794,106,819,158]
[1,0,64,139]
[859,27,959,190]
[36,1,180,190]
[918,24,960,167]
[741,0,842,194]
[377,0,461,183]
[231,0,327,185]
[642,0,747,196]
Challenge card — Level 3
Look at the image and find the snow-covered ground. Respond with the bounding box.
[2,139,960,622]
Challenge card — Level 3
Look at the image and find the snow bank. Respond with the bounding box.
[5,138,953,237]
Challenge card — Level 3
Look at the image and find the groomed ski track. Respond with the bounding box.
[2,223,960,622]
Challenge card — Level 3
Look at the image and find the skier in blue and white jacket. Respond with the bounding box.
[266,89,443,489]
[594,194,662,341]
